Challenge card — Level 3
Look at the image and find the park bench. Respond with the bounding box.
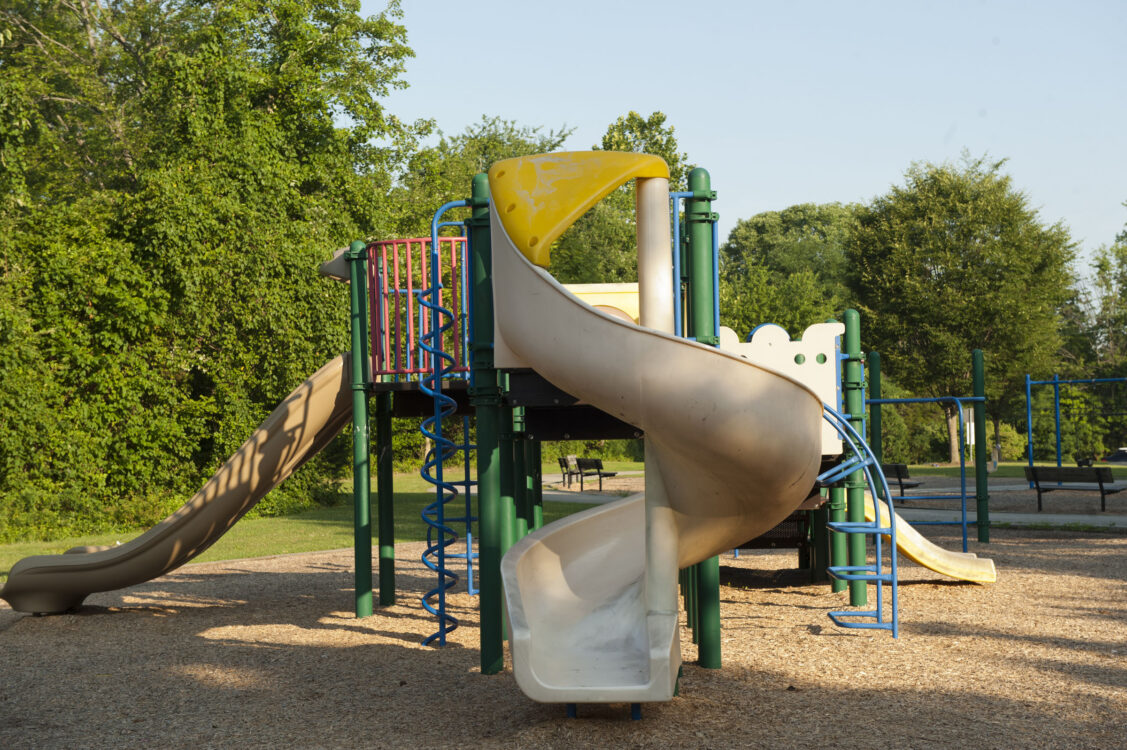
[556,456,581,488]
[1023,465,1124,511]
[881,463,921,498]
[575,457,618,491]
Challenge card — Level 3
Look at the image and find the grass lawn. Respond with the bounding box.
[0,474,600,583]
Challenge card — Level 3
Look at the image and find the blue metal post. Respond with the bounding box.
[1026,374,1035,487]
[1053,374,1063,468]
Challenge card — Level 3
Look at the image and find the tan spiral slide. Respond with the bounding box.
[491,152,824,703]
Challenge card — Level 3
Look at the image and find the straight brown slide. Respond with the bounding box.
[0,354,352,614]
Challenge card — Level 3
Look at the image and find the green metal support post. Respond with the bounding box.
[512,409,528,540]
[467,174,504,674]
[500,405,517,556]
[816,319,841,588]
[973,349,990,543]
[843,309,867,606]
[346,240,373,618]
[376,391,394,605]
[810,501,830,583]
[530,441,544,530]
[828,485,847,592]
[685,167,722,669]
[869,351,884,498]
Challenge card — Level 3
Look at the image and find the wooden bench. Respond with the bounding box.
[881,463,921,498]
[575,457,618,491]
[1023,465,1124,511]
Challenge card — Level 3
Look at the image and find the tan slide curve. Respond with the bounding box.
[864,494,996,583]
[491,169,825,701]
[1,354,352,614]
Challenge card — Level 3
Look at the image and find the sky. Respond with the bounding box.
[364,0,1125,277]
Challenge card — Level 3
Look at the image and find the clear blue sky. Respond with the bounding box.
[366,0,1125,276]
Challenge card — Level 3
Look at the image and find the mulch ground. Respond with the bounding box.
[2,522,1125,749]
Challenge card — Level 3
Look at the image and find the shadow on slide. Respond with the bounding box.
[1,355,352,614]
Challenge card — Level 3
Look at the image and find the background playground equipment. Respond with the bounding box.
[866,349,991,549]
[1023,374,1127,472]
[0,150,994,715]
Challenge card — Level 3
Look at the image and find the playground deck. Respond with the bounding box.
[1,527,1123,749]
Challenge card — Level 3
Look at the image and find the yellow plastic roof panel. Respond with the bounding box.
[488,151,670,267]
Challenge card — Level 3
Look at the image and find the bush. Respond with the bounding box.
[993,422,1026,462]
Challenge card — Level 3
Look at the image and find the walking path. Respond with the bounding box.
[538,472,1127,528]
[895,507,1125,529]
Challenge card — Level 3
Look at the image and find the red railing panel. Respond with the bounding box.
[367,237,470,379]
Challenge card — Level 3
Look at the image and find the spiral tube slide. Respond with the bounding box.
[1,355,353,614]
[491,152,824,703]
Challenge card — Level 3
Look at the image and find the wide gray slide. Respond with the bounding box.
[1,355,352,614]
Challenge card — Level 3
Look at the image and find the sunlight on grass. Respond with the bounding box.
[0,475,599,583]
[909,461,1127,480]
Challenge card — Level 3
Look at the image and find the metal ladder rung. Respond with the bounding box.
[821,404,899,638]
[827,521,893,535]
[828,569,896,583]
[828,610,896,631]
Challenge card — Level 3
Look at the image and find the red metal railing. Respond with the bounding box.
[368,237,470,379]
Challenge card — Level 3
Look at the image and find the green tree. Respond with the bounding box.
[550,111,689,283]
[389,116,571,237]
[382,116,572,463]
[847,155,1077,462]
[720,202,857,338]
[0,0,419,541]
[1089,243,1127,369]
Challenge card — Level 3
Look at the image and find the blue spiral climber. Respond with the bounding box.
[418,201,470,646]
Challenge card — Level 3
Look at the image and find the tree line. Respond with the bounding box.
[1,1,1123,542]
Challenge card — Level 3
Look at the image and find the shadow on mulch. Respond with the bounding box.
[719,565,815,590]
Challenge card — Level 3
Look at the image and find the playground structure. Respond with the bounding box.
[1024,374,1127,472]
[866,349,991,551]
[0,151,995,713]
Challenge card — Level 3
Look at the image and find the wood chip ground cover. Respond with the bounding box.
[1,527,1124,749]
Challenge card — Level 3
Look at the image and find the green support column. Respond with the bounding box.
[973,349,990,543]
[868,351,884,499]
[695,558,721,667]
[346,240,373,619]
[376,391,395,605]
[683,568,698,640]
[843,309,867,606]
[530,441,544,530]
[685,167,722,668]
[512,410,528,540]
[499,404,517,556]
[810,504,830,583]
[828,485,847,592]
[686,168,719,347]
[467,174,504,674]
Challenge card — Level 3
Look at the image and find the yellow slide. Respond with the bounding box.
[1,355,352,614]
[864,494,996,583]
